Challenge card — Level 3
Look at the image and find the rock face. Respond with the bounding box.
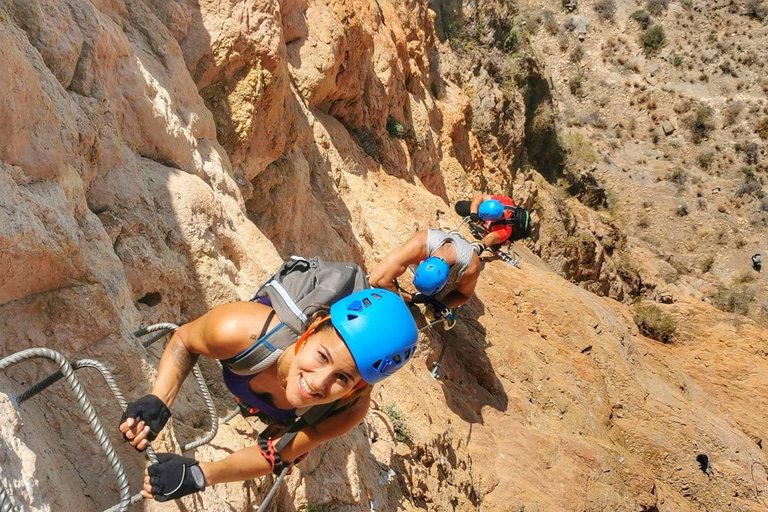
[1,1,768,512]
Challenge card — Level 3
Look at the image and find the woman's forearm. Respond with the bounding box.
[199,446,273,485]
[150,331,199,407]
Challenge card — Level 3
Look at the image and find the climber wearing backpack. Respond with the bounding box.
[368,229,482,308]
[118,259,417,502]
[455,193,532,253]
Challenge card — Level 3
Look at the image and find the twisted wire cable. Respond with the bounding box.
[180,363,219,452]
[0,348,131,512]
[0,479,16,512]
[134,323,221,452]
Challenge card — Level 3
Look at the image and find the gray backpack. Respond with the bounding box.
[221,256,369,375]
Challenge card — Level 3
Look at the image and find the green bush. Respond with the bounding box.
[504,28,521,53]
[386,116,406,138]
[757,117,768,139]
[630,9,652,29]
[382,405,411,443]
[633,303,676,343]
[711,286,755,315]
[639,25,666,54]
[686,105,715,143]
[301,505,330,512]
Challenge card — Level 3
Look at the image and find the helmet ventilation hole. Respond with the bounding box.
[362,298,372,307]
[371,293,382,299]
[404,348,411,359]
[392,354,401,364]
[372,359,382,370]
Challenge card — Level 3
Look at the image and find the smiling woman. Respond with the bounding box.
[118,288,418,502]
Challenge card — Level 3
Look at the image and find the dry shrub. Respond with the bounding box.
[697,150,714,169]
[722,101,743,126]
[543,10,559,34]
[595,0,617,20]
[633,303,676,343]
[758,117,768,139]
[646,0,669,15]
[711,286,755,315]
[686,105,715,143]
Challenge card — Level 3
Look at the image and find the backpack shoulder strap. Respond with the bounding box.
[271,400,341,452]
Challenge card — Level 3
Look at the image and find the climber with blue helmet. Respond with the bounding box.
[369,229,481,308]
[455,193,532,252]
[118,287,417,502]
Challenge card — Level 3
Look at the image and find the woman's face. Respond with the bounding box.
[284,327,362,407]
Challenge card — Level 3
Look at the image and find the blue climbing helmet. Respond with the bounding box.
[330,288,418,384]
[478,199,505,221]
[412,257,449,296]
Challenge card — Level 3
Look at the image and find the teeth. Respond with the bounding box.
[300,376,318,396]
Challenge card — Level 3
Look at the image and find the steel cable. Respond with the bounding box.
[0,348,131,512]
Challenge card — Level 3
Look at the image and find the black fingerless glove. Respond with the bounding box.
[148,453,206,502]
[469,212,481,222]
[410,293,429,304]
[120,394,171,443]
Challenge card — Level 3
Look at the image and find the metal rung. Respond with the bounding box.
[132,323,221,453]
[1,324,242,511]
[0,348,131,512]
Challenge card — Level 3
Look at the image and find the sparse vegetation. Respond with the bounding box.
[758,117,768,139]
[386,117,406,138]
[633,303,676,343]
[746,0,768,20]
[646,0,669,14]
[630,9,652,29]
[595,0,617,21]
[300,505,330,512]
[723,102,743,127]
[734,270,757,284]
[570,43,585,63]
[742,142,759,165]
[686,105,715,143]
[504,28,521,53]
[543,10,559,35]
[382,404,411,443]
[667,167,688,185]
[701,255,715,273]
[563,132,599,166]
[672,54,684,67]
[711,285,756,315]
[675,202,690,216]
[697,150,714,169]
[639,25,666,55]
[736,177,763,198]
[568,74,584,97]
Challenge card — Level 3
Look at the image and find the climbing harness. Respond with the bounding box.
[411,294,456,380]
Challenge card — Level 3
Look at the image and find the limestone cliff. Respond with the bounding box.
[1,0,767,511]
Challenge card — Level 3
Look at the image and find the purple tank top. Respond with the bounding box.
[222,366,296,423]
